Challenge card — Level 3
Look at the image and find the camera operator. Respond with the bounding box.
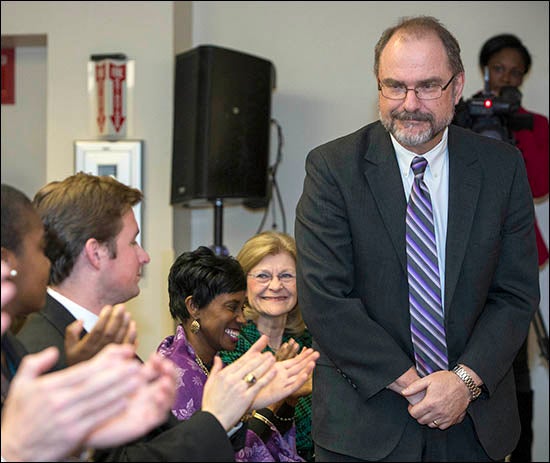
[472,34,549,462]
[472,34,549,270]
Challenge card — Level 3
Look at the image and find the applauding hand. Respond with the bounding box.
[65,304,138,366]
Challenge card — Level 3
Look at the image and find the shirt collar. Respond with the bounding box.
[47,287,99,332]
[392,127,448,180]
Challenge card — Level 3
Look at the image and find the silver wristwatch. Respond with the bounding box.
[452,365,482,401]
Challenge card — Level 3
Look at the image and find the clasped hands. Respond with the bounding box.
[394,367,471,430]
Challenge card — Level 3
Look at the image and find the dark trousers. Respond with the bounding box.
[510,340,533,462]
[314,415,496,462]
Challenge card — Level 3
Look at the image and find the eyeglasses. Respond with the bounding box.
[247,272,296,285]
[378,74,457,100]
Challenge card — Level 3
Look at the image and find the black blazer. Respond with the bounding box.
[295,122,539,460]
[17,294,235,462]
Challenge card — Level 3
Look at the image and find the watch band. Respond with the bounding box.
[452,365,482,401]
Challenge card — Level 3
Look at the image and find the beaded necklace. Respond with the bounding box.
[194,354,210,377]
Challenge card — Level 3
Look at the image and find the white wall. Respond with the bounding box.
[190,2,548,461]
[1,0,177,361]
[189,0,549,254]
[2,1,548,460]
[1,46,47,198]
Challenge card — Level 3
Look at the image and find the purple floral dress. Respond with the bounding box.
[157,325,304,462]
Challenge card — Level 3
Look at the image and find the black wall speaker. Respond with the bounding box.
[171,45,276,206]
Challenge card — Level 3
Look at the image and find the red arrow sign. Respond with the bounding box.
[109,63,126,133]
[95,63,106,133]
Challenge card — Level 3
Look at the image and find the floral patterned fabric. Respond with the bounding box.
[157,324,304,462]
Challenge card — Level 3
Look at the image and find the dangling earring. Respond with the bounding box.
[190,319,201,334]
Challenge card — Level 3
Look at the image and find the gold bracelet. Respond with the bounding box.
[252,411,275,429]
[240,411,254,423]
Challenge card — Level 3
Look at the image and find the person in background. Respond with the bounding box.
[15,172,315,461]
[157,245,318,461]
[220,231,314,461]
[476,33,549,462]
[1,185,178,461]
[295,16,539,462]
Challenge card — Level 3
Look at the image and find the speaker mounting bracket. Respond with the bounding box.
[210,198,229,256]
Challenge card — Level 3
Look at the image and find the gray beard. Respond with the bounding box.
[379,110,455,147]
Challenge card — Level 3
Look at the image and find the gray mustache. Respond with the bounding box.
[393,112,432,122]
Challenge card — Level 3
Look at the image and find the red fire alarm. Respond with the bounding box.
[1,48,15,105]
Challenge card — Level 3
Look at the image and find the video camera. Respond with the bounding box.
[453,67,533,145]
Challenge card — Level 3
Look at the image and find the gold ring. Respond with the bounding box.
[432,420,438,426]
[243,372,257,386]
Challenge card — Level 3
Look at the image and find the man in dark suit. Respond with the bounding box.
[295,16,539,462]
[16,172,317,461]
[13,173,237,461]
[1,184,179,461]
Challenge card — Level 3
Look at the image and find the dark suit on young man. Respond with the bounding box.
[17,293,235,462]
[295,122,539,461]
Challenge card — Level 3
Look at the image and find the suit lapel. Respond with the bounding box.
[444,130,482,312]
[42,293,81,336]
[363,126,408,274]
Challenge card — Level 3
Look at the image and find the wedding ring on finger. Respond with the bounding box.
[243,372,257,386]
[432,420,439,426]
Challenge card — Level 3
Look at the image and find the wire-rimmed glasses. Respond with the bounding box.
[247,271,296,285]
[378,74,457,100]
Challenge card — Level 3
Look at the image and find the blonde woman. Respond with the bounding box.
[220,231,314,461]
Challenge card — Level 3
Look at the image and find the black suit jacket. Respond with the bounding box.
[295,122,539,460]
[17,294,235,462]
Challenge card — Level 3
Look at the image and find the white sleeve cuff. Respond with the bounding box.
[226,421,244,438]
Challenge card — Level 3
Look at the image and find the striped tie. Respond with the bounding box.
[406,156,448,376]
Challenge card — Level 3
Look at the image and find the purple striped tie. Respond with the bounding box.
[406,156,448,376]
